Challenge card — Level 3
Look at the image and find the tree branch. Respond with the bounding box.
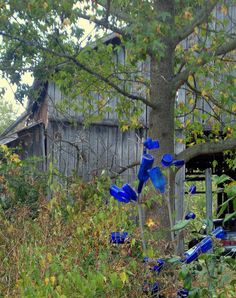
[186,81,236,116]
[0,31,156,109]
[174,1,218,45]
[77,12,127,37]
[173,38,236,90]
[176,138,236,164]
[68,56,157,108]
[110,161,140,179]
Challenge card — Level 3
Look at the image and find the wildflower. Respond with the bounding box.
[44,277,49,285]
[47,253,52,263]
[50,276,56,285]
[146,218,155,228]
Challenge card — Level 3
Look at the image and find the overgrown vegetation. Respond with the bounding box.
[0,147,235,297]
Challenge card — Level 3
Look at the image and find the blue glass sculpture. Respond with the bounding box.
[110,232,128,244]
[137,153,154,193]
[148,167,166,193]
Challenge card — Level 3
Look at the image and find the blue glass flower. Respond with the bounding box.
[161,153,173,167]
[144,257,165,273]
[143,138,160,150]
[137,153,154,193]
[189,185,196,194]
[110,232,128,244]
[177,289,189,297]
[148,167,166,193]
[185,212,196,220]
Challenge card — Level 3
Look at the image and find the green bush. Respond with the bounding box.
[0,145,47,217]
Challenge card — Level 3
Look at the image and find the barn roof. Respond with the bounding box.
[0,122,44,145]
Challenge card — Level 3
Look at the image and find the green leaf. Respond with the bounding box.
[167,256,181,263]
[172,219,190,231]
[218,200,230,217]
[223,211,236,223]
[212,174,232,185]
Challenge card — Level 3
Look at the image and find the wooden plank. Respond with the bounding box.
[107,126,118,175]
[89,125,99,176]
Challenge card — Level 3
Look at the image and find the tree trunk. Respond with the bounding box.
[148,0,176,239]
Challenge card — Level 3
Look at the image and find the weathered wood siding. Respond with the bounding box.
[46,117,142,181]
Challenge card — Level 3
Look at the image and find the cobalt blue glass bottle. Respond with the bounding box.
[110,232,128,244]
[182,245,201,264]
[189,185,196,194]
[122,184,138,201]
[199,236,213,253]
[212,227,225,239]
[143,138,160,150]
[143,257,165,273]
[161,153,173,167]
[110,185,130,203]
[172,160,185,167]
[137,154,154,193]
[185,212,196,220]
[148,167,166,193]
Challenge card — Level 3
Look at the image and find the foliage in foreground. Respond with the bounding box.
[0,146,235,297]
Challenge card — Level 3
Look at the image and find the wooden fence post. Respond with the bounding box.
[205,168,213,232]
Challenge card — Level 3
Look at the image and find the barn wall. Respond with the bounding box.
[46,119,143,181]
